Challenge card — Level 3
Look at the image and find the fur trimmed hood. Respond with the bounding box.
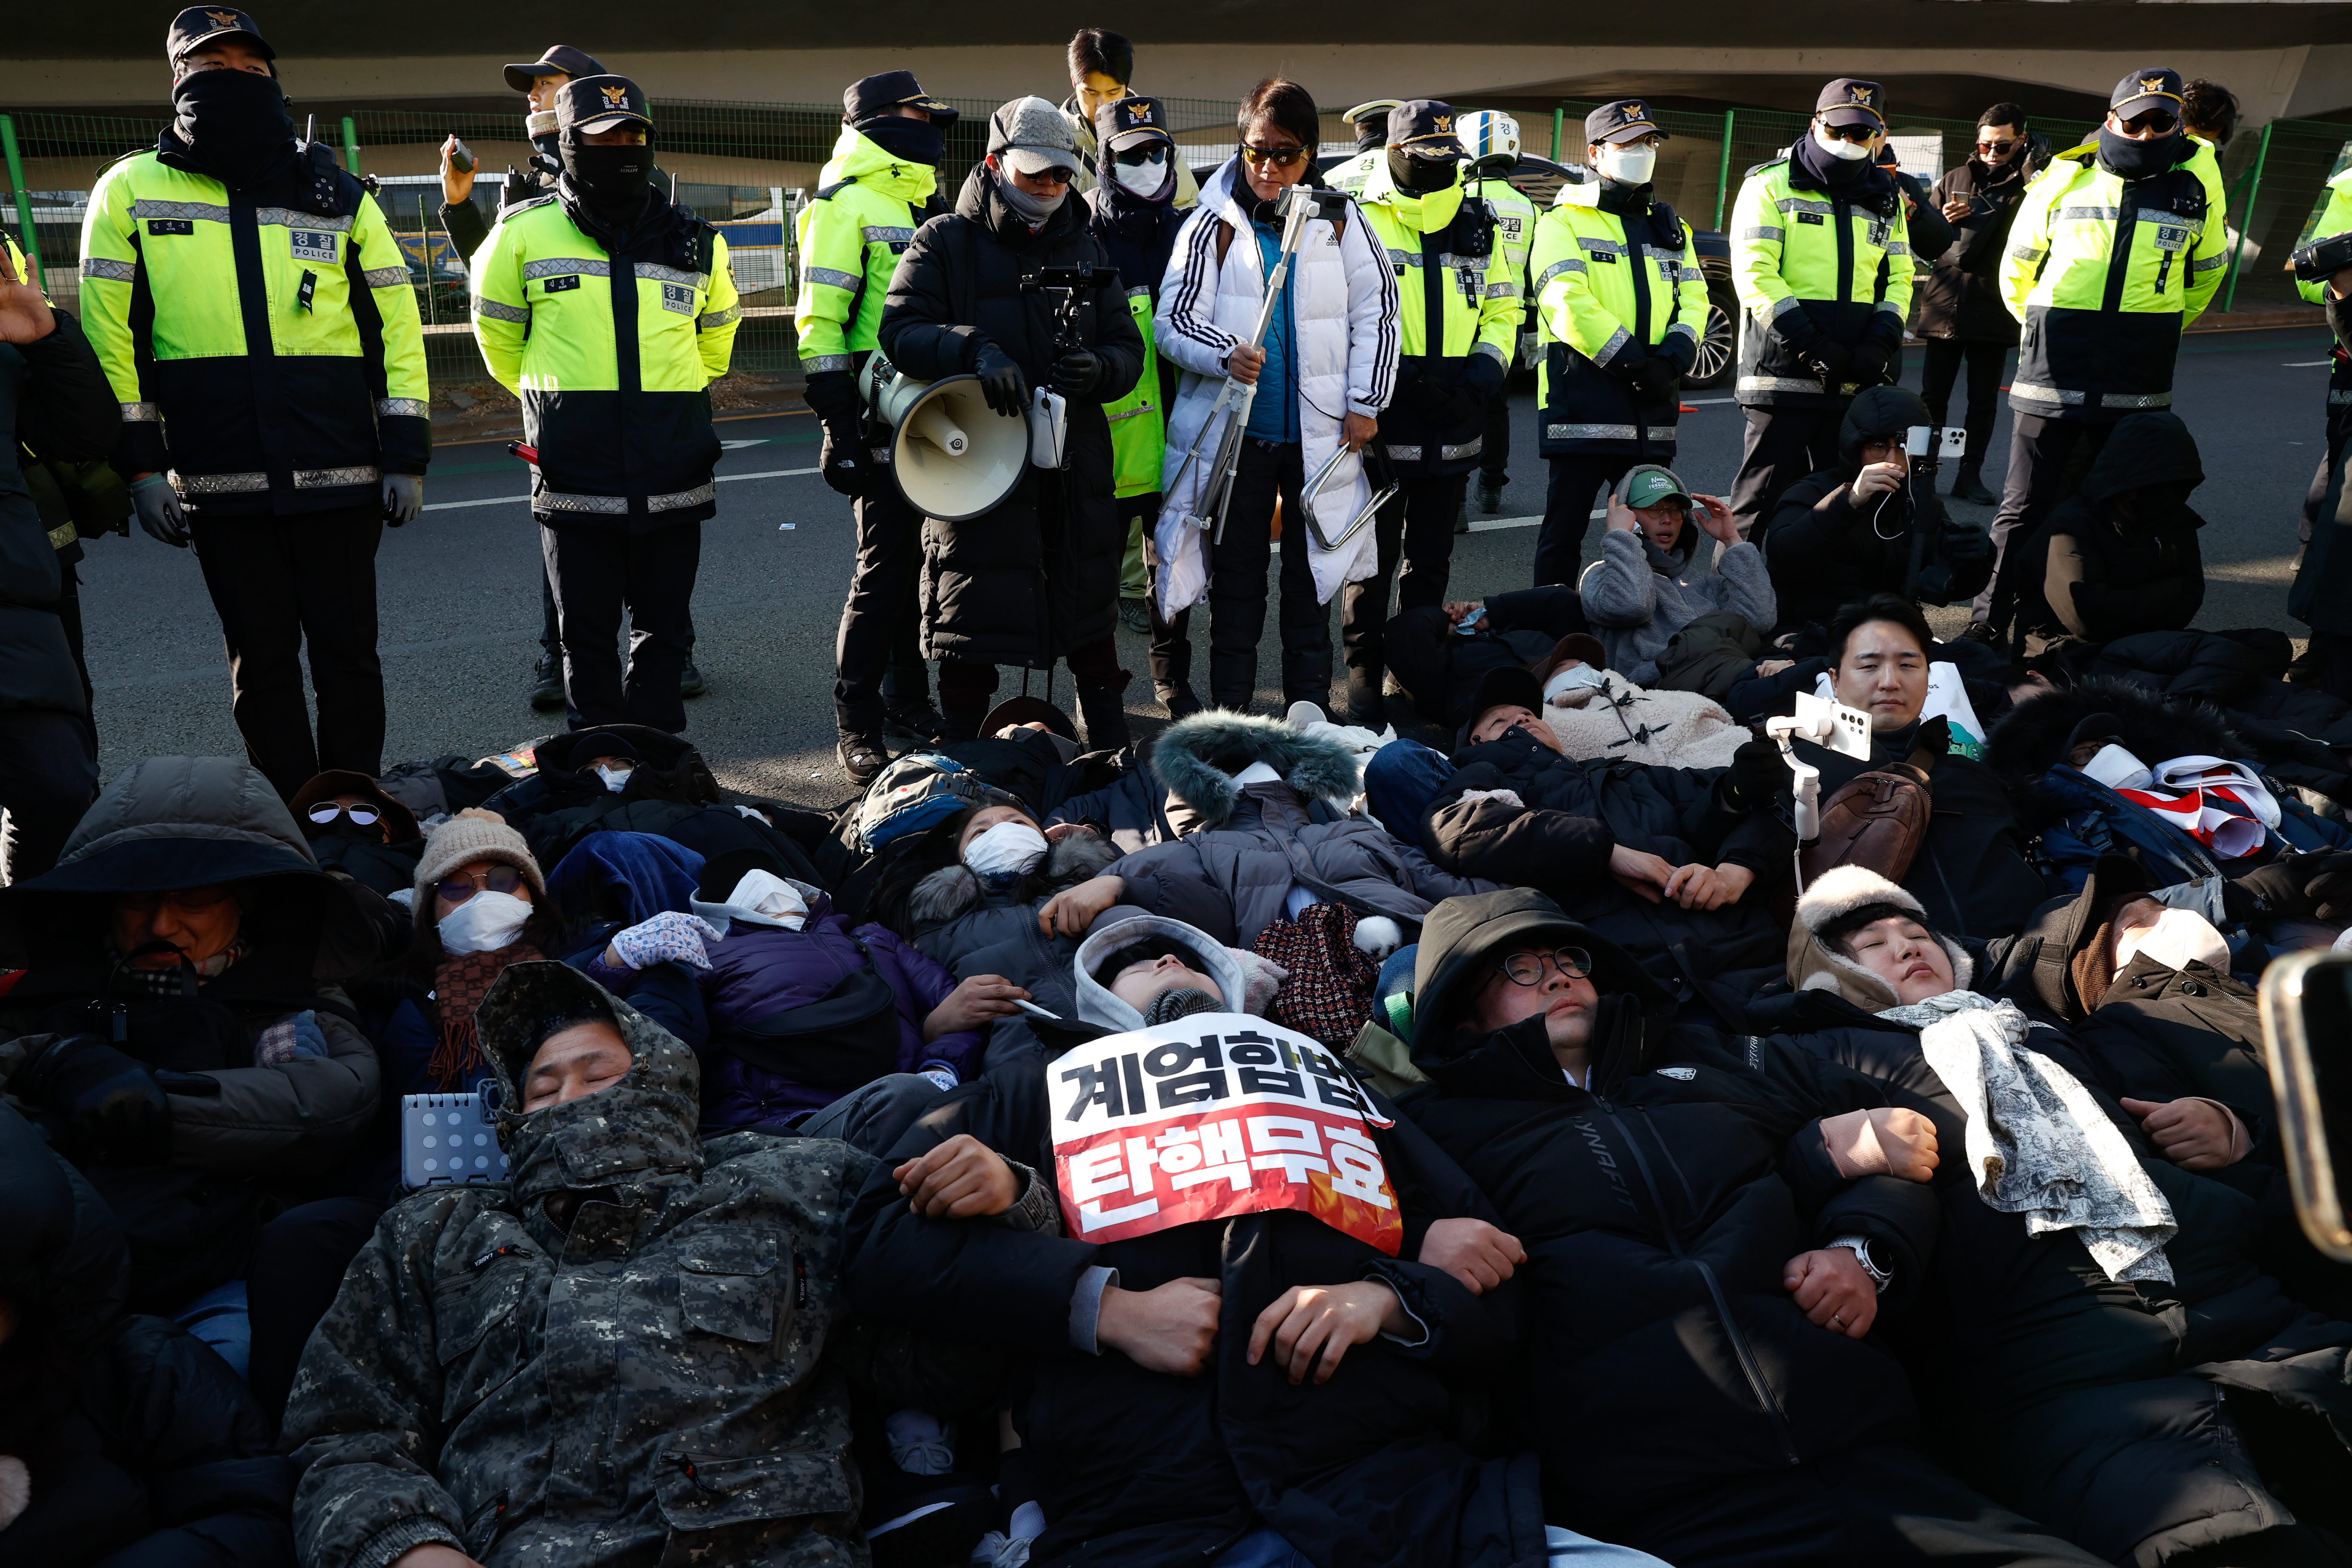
[905,827,1119,930]
[1985,679,2244,792]
[1788,865,1976,1011]
[1151,710,1365,833]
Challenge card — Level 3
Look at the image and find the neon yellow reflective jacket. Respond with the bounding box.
[1997,139,2227,420]
[472,195,740,529]
[2297,168,2352,307]
[1530,169,1708,455]
[793,128,943,372]
[1357,161,1519,474]
[1728,155,1913,407]
[78,144,429,516]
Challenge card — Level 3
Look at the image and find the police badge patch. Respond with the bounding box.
[662,282,694,315]
[289,229,337,263]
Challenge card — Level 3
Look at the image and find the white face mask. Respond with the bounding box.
[1597,143,1657,184]
[963,820,1049,881]
[437,890,534,956]
[1112,148,1173,198]
[2114,905,2231,977]
[722,869,809,931]
[1813,125,1873,162]
[1544,663,1611,705]
[595,763,634,794]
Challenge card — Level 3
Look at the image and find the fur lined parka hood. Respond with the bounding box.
[1151,711,1363,833]
[1985,680,2243,793]
[1788,865,1976,1011]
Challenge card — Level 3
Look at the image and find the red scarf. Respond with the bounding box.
[430,941,542,1088]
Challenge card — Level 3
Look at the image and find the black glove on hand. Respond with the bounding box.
[1608,350,1652,386]
[2307,854,2352,922]
[1464,350,1507,401]
[1050,348,1102,399]
[1847,341,1893,389]
[2236,849,2352,921]
[971,342,1029,418]
[1655,331,1697,378]
[1633,357,1680,401]
[1804,341,1856,389]
[25,1037,172,1162]
[819,426,877,499]
[1730,738,1790,814]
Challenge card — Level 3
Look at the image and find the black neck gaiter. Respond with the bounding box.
[563,137,655,226]
[171,67,297,190]
[2097,128,2185,182]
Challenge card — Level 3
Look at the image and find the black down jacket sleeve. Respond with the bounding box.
[878,215,987,381]
[14,308,121,464]
[1421,761,1617,890]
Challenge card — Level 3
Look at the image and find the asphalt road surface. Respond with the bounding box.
[80,323,2337,811]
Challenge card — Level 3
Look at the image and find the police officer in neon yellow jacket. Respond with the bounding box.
[796,70,956,784]
[1344,101,1519,723]
[1970,67,2229,642]
[1726,78,1912,541]
[2296,167,2352,552]
[472,75,739,735]
[1529,100,1709,588]
[79,6,429,798]
[1460,110,1537,517]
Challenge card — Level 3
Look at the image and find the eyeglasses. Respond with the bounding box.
[307,802,382,828]
[1240,143,1309,168]
[1498,947,1593,987]
[1975,138,2019,153]
[2116,109,2179,136]
[1817,121,1878,144]
[437,865,526,906]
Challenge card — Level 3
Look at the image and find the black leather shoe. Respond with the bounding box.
[528,652,565,711]
[679,658,708,698]
[839,734,888,786]
[1478,478,1507,515]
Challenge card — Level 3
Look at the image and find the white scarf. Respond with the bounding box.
[1878,989,2177,1283]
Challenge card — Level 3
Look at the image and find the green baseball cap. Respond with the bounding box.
[1621,465,1691,510]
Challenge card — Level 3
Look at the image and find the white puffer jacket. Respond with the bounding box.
[1152,158,1399,611]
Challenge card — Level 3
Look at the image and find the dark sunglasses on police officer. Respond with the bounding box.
[1115,144,1170,167]
[438,866,527,906]
[1816,121,1877,144]
[1240,143,1309,168]
[2115,108,2179,136]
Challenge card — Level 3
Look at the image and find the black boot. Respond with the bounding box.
[1478,475,1507,515]
[528,651,565,711]
[1076,683,1133,751]
[1345,671,1385,727]
[838,732,888,786]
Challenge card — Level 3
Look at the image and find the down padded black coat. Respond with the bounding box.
[1750,983,2352,1568]
[0,1102,294,1568]
[878,166,1145,671]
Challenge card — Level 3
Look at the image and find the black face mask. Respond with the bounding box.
[1387,149,1460,195]
[563,138,653,224]
[2097,127,2184,182]
[859,115,945,169]
[171,67,297,190]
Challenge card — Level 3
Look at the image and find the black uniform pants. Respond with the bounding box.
[1972,413,2109,630]
[1730,405,1846,542]
[1920,338,2010,472]
[0,708,98,883]
[1537,453,1648,587]
[189,505,384,799]
[1340,473,1464,696]
[833,482,932,737]
[542,567,696,665]
[1162,437,1329,711]
[1479,381,1512,487]
[542,517,699,734]
[938,636,1122,734]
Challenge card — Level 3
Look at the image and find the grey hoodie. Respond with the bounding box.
[1578,496,1776,686]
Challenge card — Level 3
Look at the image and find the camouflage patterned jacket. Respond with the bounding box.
[285,961,876,1568]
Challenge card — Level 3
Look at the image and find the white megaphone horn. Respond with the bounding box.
[858,352,1026,523]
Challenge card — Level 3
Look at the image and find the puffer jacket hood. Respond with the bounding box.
[1788,865,1976,1011]
[477,961,702,1209]
[1838,385,1932,465]
[821,122,941,203]
[0,755,376,976]
[1984,678,2243,792]
[1152,710,1364,831]
[2080,410,2202,504]
[1072,913,1249,1032]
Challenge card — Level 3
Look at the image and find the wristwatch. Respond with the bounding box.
[1829,1234,1892,1294]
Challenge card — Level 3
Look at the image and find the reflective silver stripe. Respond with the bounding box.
[1126,284,1152,299]
[1771,294,1807,321]
[121,402,161,422]
[2331,389,2352,406]
[1675,266,1706,282]
[861,225,916,244]
[1883,242,1910,257]
[1665,320,1698,341]
[475,297,530,323]
[1742,226,1784,243]
[2190,252,2228,274]
[2009,380,2087,405]
[2057,206,2121,222]
[1105,404,1158,421]
[637,263,709,289]
[170,470,269,495]
[255,208,352,233]
[1474,340,1507,365]
[1547,423,1677,442]
[1383,444,1418,460]
[537,484,716,515]
[131,198,230,224]
[1591,325,1632,365]
[376,398,430,419]
[82,257,137,282]
[1740,374,1830,394]
[2009,245,2048,262]
[1485,282,1521,298]
[648,484,716,510]
[2101,390,2171,408]
[2137,209,2195,229]
[807,265,862,291]
[698,305,742,328]
[295,466,378,488]
[1387,248,1423,268]
[361,265,408,288]
[1435,253,1486,271]
[801,353,851,371]
[1535,258,1586,287]
[1775,196,1835,216]
[1578,237,1623,257]
[524,257,612,280]
[1875,301,1906,320]
[1441,438,1483,460]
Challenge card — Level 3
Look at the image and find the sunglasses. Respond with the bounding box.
[2115,109,2179,136]
[1114,144,1170,166]
[307,802,382,828]
[1498,947,1594,987]
[1240,143,1309,168]
[437,865,527,906]
[1975,138,2020,153]
[1817,121,1878,144]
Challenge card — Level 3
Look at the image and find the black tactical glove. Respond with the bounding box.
[1464,349,1507,402]
[1050,348,1102,399]
[1633,357,1679,401]
[1728,738,1790,814]
[1654,331,1698,378]
[21,1036,173,1163]
[1803,340,1856,390]
[1847,340,1893,389]
[2230,849,2352,921]
[1606,349,1652,386]
[971,342,1029,418]
[819,426,878,498]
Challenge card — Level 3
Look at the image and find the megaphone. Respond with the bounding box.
[858,352,1027,522]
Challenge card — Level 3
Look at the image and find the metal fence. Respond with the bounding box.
[6,91,2338,394]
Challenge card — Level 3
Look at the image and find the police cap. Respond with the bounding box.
[1388,100,1469,163]
[554,75,654,137]
[845,70,959,127]
[1585,100,1667,147]
[502,45,606,95]
[1097,95,1175,154]
[1815,78,1887,129]
[2110,67,2185,119]
[166,6,273,68]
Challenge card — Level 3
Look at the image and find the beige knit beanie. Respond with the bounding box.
[413,809,548,910]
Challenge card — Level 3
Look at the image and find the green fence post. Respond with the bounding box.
[1552,104,1565,163]
[0,115,41,276]
[2223,119,2273,315]
[1714,109,1736,231]
[341,115,361,176]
